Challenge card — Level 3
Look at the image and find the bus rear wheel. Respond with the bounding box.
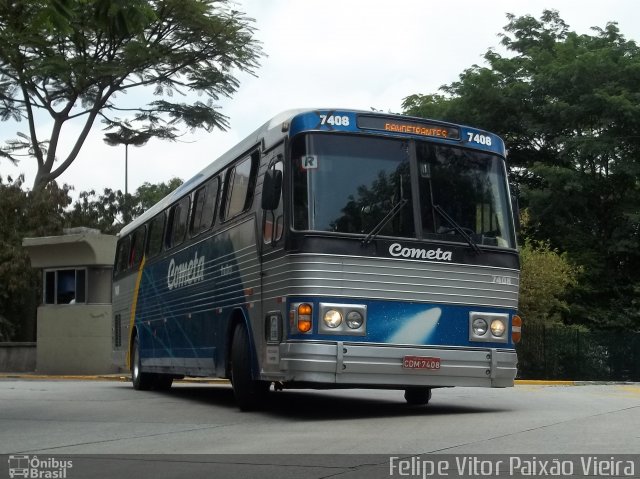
[231,324,269,411]
[404,387,432,406]
[131,335,155,391]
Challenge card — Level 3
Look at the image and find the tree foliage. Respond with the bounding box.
[0,176,181,340]
[0,0,262,191]
[403,10,640,330]
[103,126,152,149]
[65,176,182,232]
[518,210,580,326]
[519,236,579,325]
[0,175,71,340]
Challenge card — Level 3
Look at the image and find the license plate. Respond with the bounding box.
[403,356,441,370]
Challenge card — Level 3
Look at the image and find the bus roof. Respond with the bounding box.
[119,108,306,237]
[119,108,505,237]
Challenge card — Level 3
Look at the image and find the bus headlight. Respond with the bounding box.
[318,303,366,335]
[490,319,506,337]
[346,310,364,329]
[323,309,343,328]
[469,312,509,343]
[472,317,488,336]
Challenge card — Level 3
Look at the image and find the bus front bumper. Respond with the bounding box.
[273,341,517,388]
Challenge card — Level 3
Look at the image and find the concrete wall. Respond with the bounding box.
[0,342,36,372]
[36,305,117,374]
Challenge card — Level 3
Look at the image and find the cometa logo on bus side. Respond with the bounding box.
[388,243,453,262]
[167,252,206,290]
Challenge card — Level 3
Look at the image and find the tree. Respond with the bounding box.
[0,174,72,340]
[133,177,182,212]
[0,0,262,191]
[403,10,640,330]
[0,175,180,340]
[65,176,182,233]
[519,236,579,325]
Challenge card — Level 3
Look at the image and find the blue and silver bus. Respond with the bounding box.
[112,109,521,410]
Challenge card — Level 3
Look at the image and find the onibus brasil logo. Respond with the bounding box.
[8,455,72,478]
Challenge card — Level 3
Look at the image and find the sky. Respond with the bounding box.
[2,0,640,198]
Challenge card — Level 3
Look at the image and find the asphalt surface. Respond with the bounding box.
[2,378,639,478]
[0,378,638,455]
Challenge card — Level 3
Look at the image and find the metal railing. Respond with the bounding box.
[516,324,640,381]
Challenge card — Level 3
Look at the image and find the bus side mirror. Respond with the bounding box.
[262,168,282,210]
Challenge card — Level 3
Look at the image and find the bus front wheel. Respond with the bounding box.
[231,324,269,411]
[153,375,173,390]
[404,387,432,406]
[131,335,155,391]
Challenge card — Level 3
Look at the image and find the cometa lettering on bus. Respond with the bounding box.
[388,242,453,261]
[167,252,205,290]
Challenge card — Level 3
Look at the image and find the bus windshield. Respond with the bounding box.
[292,133,515,249]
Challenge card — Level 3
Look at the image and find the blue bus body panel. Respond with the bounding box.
[133,218,257,372]
[287,297,516,349]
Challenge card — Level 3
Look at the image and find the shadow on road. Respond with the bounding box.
[145,383,509,420]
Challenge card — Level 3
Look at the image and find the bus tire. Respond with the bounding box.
[131,335,154,391]
[231,324,269,411]
[153,375,173,390]
[404,387,432,405]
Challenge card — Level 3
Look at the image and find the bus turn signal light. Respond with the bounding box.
[512,315,522,344]
[297,303,313,333]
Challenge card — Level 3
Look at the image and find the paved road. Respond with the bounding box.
[1,379,638,455]
[2,379,638,478]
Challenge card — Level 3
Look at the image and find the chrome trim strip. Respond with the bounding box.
[285,252,520,272]
[260,252,520,309]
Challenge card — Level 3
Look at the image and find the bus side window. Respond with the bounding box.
[191,177,219,235]
[223,152,258,221]
[130,226,146,268]
[115,236,131,275]
[191,184,207,235]
[263,160,284,244]
[146,213,165,259]
[166,196,191,249]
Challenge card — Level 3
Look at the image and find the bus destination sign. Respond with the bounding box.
[358,115,460,140]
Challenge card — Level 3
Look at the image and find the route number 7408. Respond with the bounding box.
[467,132,492,146]
[319,114,350,127]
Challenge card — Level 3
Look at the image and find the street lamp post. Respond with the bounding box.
[104,127,151,195]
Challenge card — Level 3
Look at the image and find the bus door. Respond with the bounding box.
[260,153,285,373]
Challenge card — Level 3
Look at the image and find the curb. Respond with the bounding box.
[0,373,230,384]
[0,374,119,381]
[1,374,634,387]
[515,380,576,386]
[515,380,640,386]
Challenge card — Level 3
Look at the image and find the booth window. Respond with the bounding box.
[43,267,112,305]
[44,268,86,304]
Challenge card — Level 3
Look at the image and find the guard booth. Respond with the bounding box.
[23,228,117,374]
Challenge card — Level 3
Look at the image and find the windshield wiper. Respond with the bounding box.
[433,204,481,254]
[361,198,408,247]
